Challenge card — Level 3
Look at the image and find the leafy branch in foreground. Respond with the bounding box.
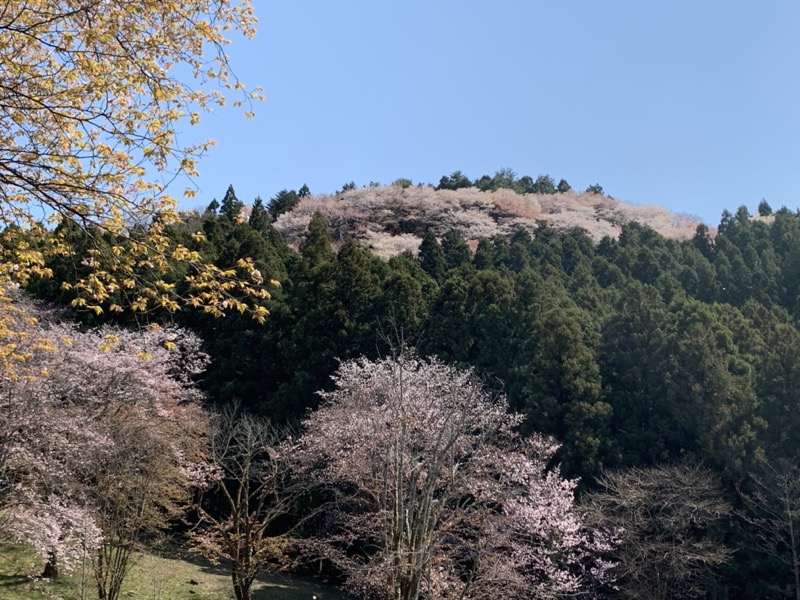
[0,0,274,320]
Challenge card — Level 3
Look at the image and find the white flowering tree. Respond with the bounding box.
[294,354,614,600]
[0,294,211,600]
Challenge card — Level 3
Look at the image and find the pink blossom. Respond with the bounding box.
[0,293,211,578]
[294,354,614,599]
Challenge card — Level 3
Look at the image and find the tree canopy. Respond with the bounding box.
[0,0,273,321]
[294,354,612,599]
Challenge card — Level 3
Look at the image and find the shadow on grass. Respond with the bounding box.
[249,572,354,600]
[0,573,31,588]
[157,547,354,600]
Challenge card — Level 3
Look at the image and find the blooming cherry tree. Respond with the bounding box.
[0,294,211,600]
[294,354,613,600]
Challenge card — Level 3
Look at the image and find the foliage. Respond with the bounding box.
[294,354,613,600]
[0,0,272,320]
[0,294,211,600]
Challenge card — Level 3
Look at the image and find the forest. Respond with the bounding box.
[3,2,800,599]
[8,172,800,600]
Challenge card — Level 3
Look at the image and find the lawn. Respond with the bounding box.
[0,543,352,600]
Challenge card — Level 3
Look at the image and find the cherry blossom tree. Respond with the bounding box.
[0,294,211,600]
[294,353,614,600]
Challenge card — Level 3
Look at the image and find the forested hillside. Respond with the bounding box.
[271,176,701,258]
[26,177,800,599]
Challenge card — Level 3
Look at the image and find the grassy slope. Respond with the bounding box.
[0,543,351,600]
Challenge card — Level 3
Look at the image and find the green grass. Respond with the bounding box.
[0,543,352,600]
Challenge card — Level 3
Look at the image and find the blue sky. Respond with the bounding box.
[186,1,800,226]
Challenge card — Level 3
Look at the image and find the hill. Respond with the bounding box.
[272,184,703,258]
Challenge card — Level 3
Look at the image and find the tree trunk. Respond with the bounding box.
[789,507,800,600]
[232,565,252,600]
[41,550,58,579]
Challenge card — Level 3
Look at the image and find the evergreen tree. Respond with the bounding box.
[332,237,383,356]
[665,299,760,477]
[473,238,493,270]
[219,184,243,221]
[585,183,604,195]
[376,252,432,337]
[435,170,472,191]
[248,196,270,232]
[300,212,335,265]
[204,198,220,216]
[514,276,609,479]
[529,225,563,272]
[490,167,517,191]
[474,175,493,191]
[508,237,532,272]
[418,230,446,281]
[516,175,535,194]
[419,270,473,366]
[441,229,472,271]
[267,189,300,222]
[491,235,511,269]
[532,174,556,194]
[600,283,675,468]
[561,228,595,275]
[739,302,800,463]
[266,215,339,421]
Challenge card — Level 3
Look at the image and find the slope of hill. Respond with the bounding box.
[273,185,702,258]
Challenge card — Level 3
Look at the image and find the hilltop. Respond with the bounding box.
[271,184,703,258]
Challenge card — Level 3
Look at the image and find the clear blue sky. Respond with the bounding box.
[186,0,800,226]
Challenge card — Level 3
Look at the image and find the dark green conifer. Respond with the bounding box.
[219,185,243,221]
[249,196,269,232]
[418,230,446,281]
